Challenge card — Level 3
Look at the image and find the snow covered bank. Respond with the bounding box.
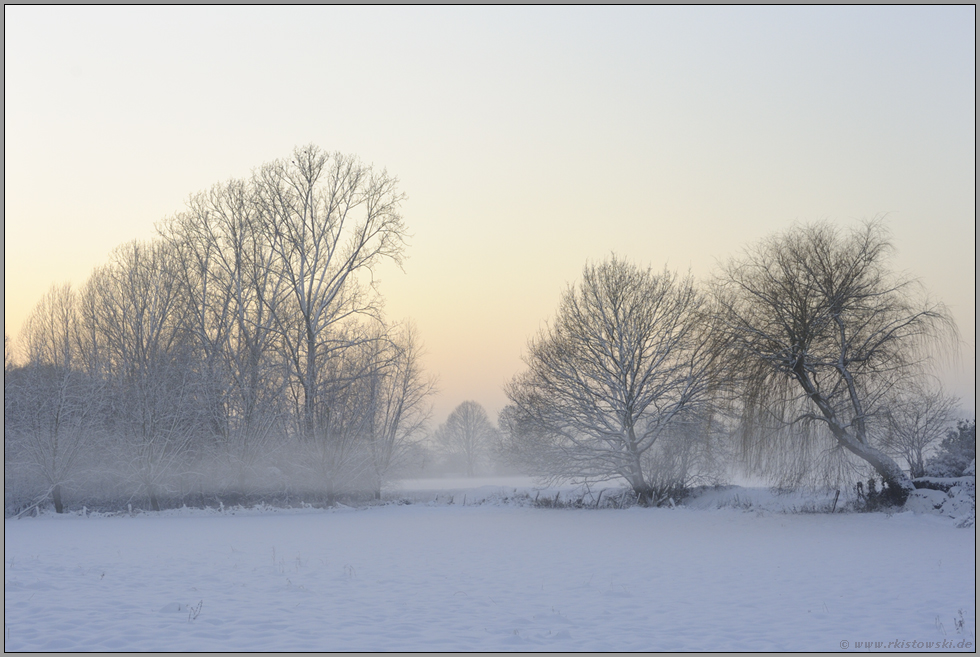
[5,497,974,651]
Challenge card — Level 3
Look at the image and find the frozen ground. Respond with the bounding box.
[4,482,976,652]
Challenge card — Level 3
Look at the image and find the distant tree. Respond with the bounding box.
[878,381,958,478]
[714,220,956,502]
[4,331,13,373]
[8,284,99,512]
[295,321,435,500]
[504,256,719,504]
[925,419,976,478]
[640,409,729,497]
[434,401,497,477]
[4,332,13,466]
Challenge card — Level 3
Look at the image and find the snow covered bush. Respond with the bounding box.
[907,421,975,526]
[903,488,949,514]
[924,419,976,478]
[905,477,975,528]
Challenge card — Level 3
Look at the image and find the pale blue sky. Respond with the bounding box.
[5,6,975,421]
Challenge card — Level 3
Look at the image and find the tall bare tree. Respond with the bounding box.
[83,240,200,510]
[504,257,719,504]
[6,144,420,509]
[160,178,288,484]
[255,145,407,454]
[715,220,956,500]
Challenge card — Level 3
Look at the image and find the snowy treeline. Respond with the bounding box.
[497,222,971,508]
[5,146,434,513]
[5,148,974,516]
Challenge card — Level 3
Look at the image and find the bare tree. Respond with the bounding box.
[362,322,435,498]
[504,257,719,504]
[640,409,729,497]
[7,284,97,512]
[434,401,497,477]
[83,240,200,510]
[879,381,958,479]
[3,332,13,507]
[714,220,956,501]
[4,332,11,459]
[160,178,289,486]
[254,145,407,457]
[5,144,418,510]
[4,331,13,374]
[298,322,384,500]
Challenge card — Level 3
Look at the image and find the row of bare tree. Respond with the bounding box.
[5,145,963,514]
[499,221,961,505]
[5,146,434,513]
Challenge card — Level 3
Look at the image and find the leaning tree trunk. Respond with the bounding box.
[837,435,915,504]
[796,369,915,504]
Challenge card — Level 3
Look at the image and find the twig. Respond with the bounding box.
[15,488,55,519]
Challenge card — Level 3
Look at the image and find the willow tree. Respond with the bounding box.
[715,220,956,501]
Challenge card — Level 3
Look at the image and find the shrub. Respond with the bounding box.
[925,420,976,478]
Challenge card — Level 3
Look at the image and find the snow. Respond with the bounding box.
[905,488,951,514]
[4,483,976,652]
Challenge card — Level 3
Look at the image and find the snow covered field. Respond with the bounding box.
[4,481,976,652]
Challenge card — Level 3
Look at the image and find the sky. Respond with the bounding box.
[4,6,976,424]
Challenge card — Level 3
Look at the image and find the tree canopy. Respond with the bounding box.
[714,220,957,500]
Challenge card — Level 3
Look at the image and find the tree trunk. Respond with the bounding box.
[52,484,64,514]
[633,486,655,507]
[795,367,915,504]
[839,438,915,504]
[627,450,652,506]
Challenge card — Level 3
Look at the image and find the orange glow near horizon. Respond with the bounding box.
[5,6,975,424]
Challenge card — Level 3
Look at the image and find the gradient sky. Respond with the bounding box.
[5,6,976,423]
